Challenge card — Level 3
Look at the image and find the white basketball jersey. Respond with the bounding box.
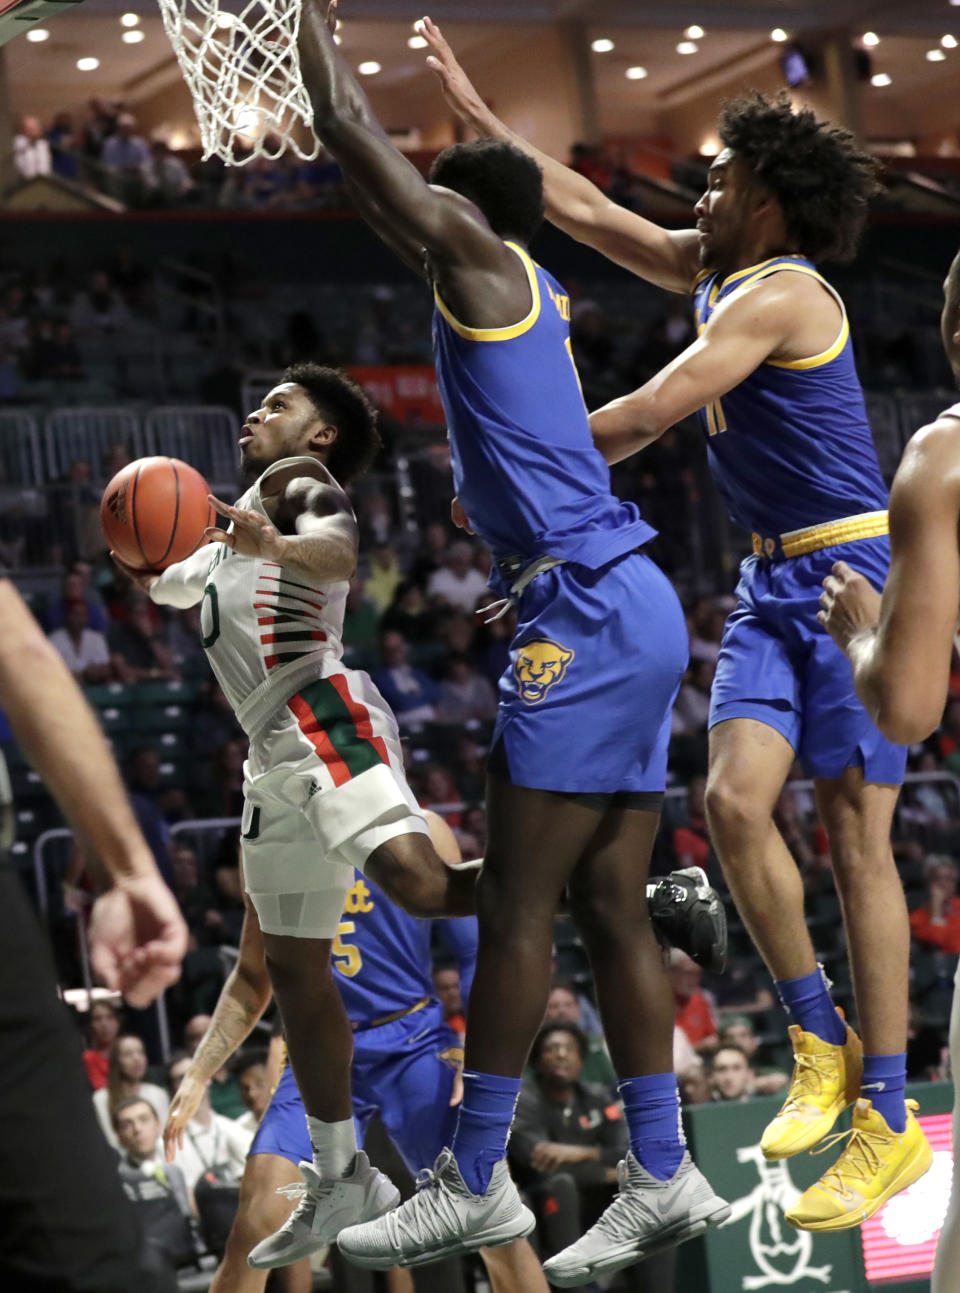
[197,456,351,736]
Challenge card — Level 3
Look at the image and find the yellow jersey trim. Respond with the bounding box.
[433,241,541,342]
[721,255,806,290]
[722,260,849,372]
[752,510,889,560]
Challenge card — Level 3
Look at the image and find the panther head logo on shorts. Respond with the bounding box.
[513,638,575,705]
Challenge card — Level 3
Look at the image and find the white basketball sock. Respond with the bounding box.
[307,1115,357,1179]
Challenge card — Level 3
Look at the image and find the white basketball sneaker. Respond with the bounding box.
[542,1150,731,1287]
[248,1152,400,1269]
[337,1148,535,1270]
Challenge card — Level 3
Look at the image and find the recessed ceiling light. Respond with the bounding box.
[591,38,615,53]
[215,12,236,29]
[943,34,958,48]
[120,12,139,25]
[333,33,341,43]
[122,29,145,43]
[771,29,788,43]
[927,48,947,61]
[408,34,427,49]
[685,25,704,40]
[870,72,892,86]
[625,66,648,80]
[358,60,381,75]
[862,32,879,47]
[676,41,699,55]
[77,56,100,70]
[25,26,49,41]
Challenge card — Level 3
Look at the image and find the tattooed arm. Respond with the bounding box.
[164,873,273,1160]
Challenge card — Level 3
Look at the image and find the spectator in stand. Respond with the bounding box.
[457,801,488,857]
[672,775,711,872]
[372,629,439,726]
[340,575,380,665]
[82,97,118,162]
[47,565,108,636]
[910,856,960,954]
[184,1015,247,1119]
[71,270,131,336]
[364,541,402,612]
[568,142,612,191]
[109,595,179,683]
[687,602,727,665]
[509,1023,631,1277]
[673,659,715,734]
[190,681,244,759]
[102,113,151,204]
[146,139,195,206]
[678,1064,711,1107]
[166,1053,252,1193]
[93,1034,171,1149]
[433,960,466,1040]
[474,596,517,687]
[126,746,175,889]
[82,999,122,1091]
[669,949,718,1057]
[170,842,222,943]
[194,737,247,819]
[709,1044,756,1103]
[13,115,51,180]
[409,520,450,585]
[48,599,113,682]
[46,111,80,180]
[719,1015,788,1095]
[24,316,85,381]
[901,752,960,851]
[543,980,616,1086]
[0,284,30,353]
[436,652,498,723]
[115,1097,197,1274]
[773,787,825,877]
[380,580,439,645]
[233,1050,272,1134]
[427,540,488,612]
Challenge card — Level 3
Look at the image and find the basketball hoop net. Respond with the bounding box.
[157,0,322,163]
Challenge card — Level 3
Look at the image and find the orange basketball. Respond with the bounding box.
[101,456,215,572]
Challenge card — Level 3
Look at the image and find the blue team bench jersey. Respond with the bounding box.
[332,872,477,1025]
[432,241,655,571]
[691,255,889,538]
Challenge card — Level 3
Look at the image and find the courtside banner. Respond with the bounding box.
[348,366,444,426]
[676,1081,954,1293]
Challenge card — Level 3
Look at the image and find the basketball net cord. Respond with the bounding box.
[157,0,323,163]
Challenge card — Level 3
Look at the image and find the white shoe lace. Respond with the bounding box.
[377,1150,469,1252]
[272,1174,334,1233]
[585,1162,654,1247]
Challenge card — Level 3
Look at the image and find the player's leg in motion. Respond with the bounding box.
[542,802,731,1286]
[933,962,960,1293]
[210,1152,312,1293]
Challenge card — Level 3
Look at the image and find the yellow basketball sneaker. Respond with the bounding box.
[785,1098,933,1232]
[760,1017,862,1160]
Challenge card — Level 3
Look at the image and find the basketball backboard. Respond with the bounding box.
[0,0,83,47]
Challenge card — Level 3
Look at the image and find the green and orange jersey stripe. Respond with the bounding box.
[287,676,390,788]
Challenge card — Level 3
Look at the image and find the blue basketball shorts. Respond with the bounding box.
[249,1004,462,1174]
[492,550,689,795]
[709,536,907,784]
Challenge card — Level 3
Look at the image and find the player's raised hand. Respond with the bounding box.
[418,16,489,126]
[818,560,882,653]
[451,496,474,535]
[89,871,188,1009]
[206,496,290,562]
[164,1069,208,1161]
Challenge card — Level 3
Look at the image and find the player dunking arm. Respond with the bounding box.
[113,361,488,1261]
[420,19,931,1230]
[284,3,729,1284]
[163,812,547,1293]
[819,251,960,1290]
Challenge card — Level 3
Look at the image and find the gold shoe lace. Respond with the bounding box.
[809,1125,886,1200]
[778,1049,839,1115]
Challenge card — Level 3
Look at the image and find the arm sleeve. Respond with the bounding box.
[434,918,478,1007]
[149,545,216,609]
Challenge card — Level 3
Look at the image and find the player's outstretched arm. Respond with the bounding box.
[418,16,700,294]
[589,274,792,463]
[164,883,273,1160]
[819,417,960,744]
[296,0,506,276]
[0,581,187,1005]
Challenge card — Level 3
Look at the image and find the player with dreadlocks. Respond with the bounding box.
[422,21,930,1251]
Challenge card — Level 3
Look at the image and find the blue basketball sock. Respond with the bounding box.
[451,1071,522,1195]
[861,1054,908,1133]
[775,968,846,1044]
[618,1073,686,1181]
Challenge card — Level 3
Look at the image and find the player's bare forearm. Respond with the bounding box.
[589,398,668,464]
[279,528,357,581]
[189,903,273,1082]
[0,582,155,883]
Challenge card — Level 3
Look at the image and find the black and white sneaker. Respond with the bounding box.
[647,867,727,974]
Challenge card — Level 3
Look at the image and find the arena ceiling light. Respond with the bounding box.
[862,32,880,47]
[625,65,648,79]
[870,71,892,85]
[591,38,615,53]
[77,56,99,70]
[770,29,788,43]
[676,40,699,55]
[926,48,947,60]
[358,60,381,74]
[684,25,704,40]
[408,34,427,49]
[25,26,49,40]
[215,12,236,28]
[943,34,958,48]
[122,29,145,43]
[120,12,140,25]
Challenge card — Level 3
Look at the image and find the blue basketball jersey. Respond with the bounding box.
[691,255,888,537]
[432,241,655,570]
[331,873,477,1025]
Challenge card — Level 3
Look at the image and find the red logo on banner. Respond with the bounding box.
[348,366,445,425]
